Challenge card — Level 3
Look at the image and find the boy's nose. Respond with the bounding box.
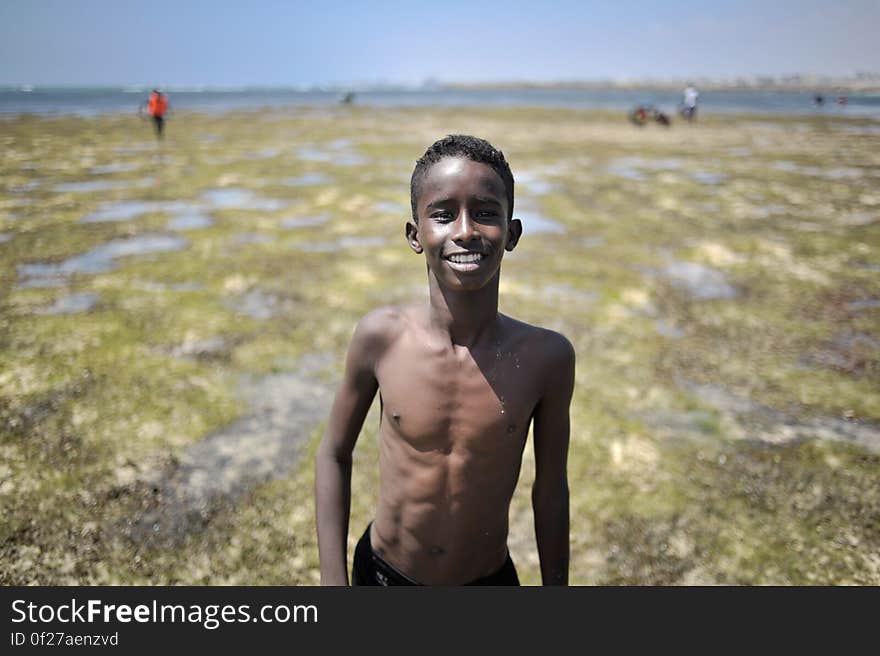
[452,211,479,241]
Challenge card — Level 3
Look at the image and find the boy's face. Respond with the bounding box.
[407,157,521,292]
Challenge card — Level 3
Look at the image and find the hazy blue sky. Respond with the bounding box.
[1,0,878,86]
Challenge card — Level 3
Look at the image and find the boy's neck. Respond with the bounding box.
[427,272,500,348]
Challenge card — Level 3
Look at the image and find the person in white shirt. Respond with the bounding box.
[682,84,699,122]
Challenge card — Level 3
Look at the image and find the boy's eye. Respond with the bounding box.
[431,211,454,221]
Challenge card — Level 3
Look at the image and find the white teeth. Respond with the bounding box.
[447,253,483,264]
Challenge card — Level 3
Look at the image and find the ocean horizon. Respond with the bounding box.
[2,85,879,119]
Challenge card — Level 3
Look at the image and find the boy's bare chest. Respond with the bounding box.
[375,335,540,450]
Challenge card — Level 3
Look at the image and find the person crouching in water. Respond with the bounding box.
[316,135,575,585]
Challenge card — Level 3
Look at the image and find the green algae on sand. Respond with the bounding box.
[1,107,878,585]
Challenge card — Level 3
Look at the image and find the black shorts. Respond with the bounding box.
[351,523,519,586]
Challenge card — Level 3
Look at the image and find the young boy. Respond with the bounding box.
[315,135,574,585]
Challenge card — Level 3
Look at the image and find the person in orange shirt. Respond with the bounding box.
[141,89,170,140]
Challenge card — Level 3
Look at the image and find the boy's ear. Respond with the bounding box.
[505,218,522,251]
[405,220,423,254]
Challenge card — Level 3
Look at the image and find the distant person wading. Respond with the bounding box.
[142,89,169,140]
[681,83,699,122]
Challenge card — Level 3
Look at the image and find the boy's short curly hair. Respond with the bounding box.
[410,135,514,223]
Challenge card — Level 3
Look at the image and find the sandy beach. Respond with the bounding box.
[1,105,878,584]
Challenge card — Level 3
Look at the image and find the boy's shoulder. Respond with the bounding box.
[355,302,422,329]
[501,316,575,403]
[501,313,574,352]
[350,303,421,351]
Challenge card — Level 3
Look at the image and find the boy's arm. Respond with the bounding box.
[315,312,387,585]
[531,333,575,585]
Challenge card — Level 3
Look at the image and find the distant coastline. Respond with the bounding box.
[445,74,880,94]
[3,72,880,95]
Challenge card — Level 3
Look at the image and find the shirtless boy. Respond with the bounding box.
[315,135,574,585]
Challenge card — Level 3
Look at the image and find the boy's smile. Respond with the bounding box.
[407,157,521,290]
[443,249,485,272]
